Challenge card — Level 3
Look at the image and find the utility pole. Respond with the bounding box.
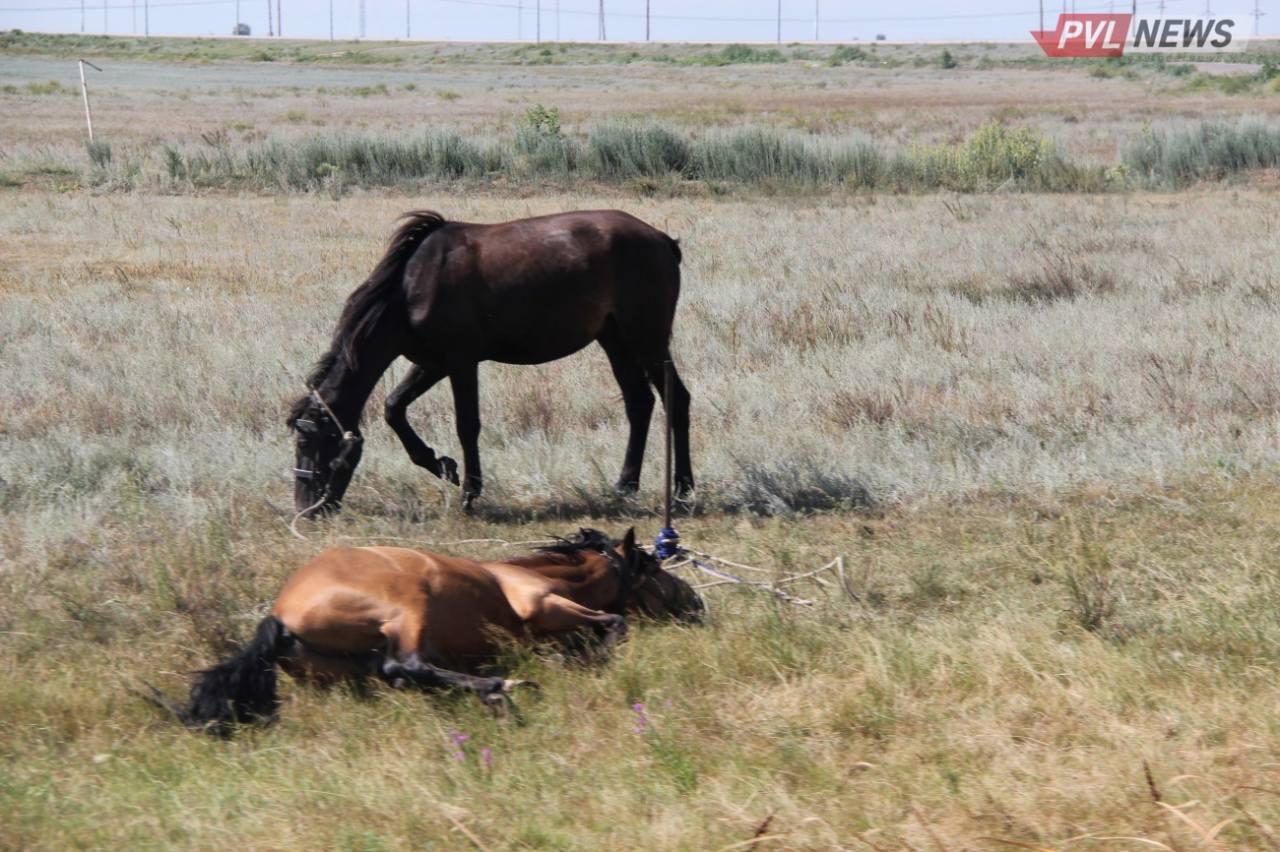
[266,0,272,36]
[143,0,148,36]
[329,0,333,39]
[815,0,819,41]
[1039,0,1044,34]
[556,0,561,40]
[406,0,410,39]
[80,0,84,32]
[646,0,651,41]
[276,0,282,37]
[359,0,365,38]
[776,0,782,45]
[77,59,102,143]
[1254,0,1263,33]
[518,0,522,40]
[103,0,107,33]
[598,0,606,40]
[536,0,541,43]
[132,0,136,34]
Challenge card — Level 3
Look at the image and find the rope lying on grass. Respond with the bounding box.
[654,527,845,607]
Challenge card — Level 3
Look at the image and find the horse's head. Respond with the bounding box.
[612,528,705,624]
[287,391,363,517]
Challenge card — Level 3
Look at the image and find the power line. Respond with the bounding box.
[1,0,1219,34]
[0,0,1041,24]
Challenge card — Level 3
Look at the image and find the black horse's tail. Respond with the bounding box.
[332,210,448,368]
[183,615,291,735]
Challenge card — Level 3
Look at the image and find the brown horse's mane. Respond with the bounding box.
[502,528,616,569]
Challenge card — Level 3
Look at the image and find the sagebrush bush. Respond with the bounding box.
[1122,119,1280,185]
[88,118,1280,194]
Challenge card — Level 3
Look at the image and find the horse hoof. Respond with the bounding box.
[503,679,540,693]
[437,456,460,485]
[613,480,640,497]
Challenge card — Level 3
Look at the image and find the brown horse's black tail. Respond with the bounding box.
[183,615,290,736]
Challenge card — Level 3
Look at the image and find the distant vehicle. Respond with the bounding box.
[233,23,251,36]
[875,33,886,41]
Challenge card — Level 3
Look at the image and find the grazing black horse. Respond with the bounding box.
[288,210,693,516]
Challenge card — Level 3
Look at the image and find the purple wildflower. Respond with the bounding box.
[481,747,493,767]
[632,702,650,734]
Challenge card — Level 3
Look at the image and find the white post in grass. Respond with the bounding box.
[78,59,103,144]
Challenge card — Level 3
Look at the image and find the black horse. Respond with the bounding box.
[288,210,693,516]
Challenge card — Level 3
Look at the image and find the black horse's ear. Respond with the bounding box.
[621,527,637,555]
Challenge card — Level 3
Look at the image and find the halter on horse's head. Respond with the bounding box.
[287,388,363,518]
[543,528,705,623]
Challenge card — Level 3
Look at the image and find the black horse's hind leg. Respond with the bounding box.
[645,354,694,497]
[380,652,515,708]
[384,363,459,485]
[598,324,655,494]
[448,363,483,510]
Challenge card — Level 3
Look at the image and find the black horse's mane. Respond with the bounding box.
[287,211,447,429]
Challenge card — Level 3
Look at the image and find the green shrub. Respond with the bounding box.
[87,140,112,168]
[1122,119,1280,186]
[586,122,691,180]
[520,104,562,137]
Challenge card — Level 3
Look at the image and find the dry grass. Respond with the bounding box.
[4,186,1280,849]
[4,190,1278,518]
[5,37,1280,850]
[7,476,1280,848]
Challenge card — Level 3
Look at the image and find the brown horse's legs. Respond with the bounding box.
[448,363,483,509]
[646,355,694,497]
[380,651,510,700]
[529,594,628,659]
[598,325,655,493]
[384,364,459,485]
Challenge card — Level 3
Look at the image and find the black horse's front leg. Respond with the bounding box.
[384,364,459,485]
[449,363,483,510]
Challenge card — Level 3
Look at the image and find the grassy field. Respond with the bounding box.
[3,34,1280,850]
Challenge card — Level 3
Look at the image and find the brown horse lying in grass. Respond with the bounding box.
[154,529,702,735]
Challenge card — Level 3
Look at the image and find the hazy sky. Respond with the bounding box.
[0,0,1246,44]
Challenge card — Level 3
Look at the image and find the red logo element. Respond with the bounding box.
[1032,14,1131,57]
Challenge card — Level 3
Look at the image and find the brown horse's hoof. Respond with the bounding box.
[503,679,540,693]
